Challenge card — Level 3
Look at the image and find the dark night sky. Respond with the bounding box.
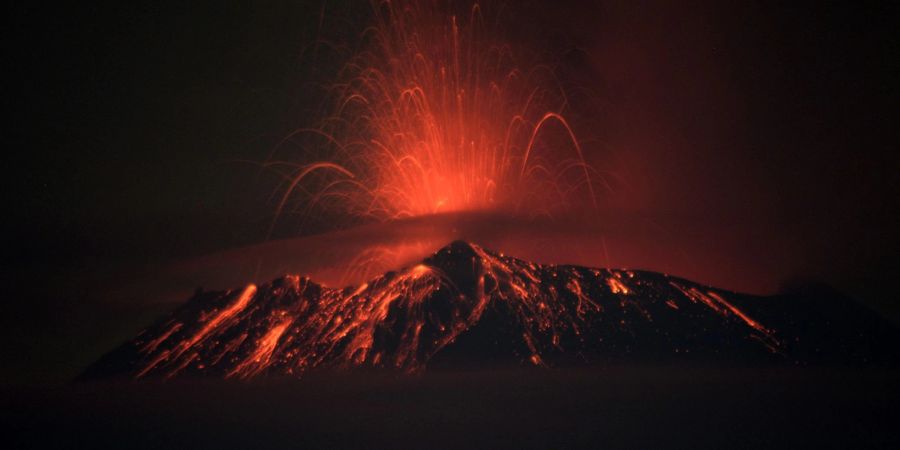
[3,1,898,384]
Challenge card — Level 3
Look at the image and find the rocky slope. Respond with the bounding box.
[81,241,897,380]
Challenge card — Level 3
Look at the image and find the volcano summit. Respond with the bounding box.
[82,241,897,380]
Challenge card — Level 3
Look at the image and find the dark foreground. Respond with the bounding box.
[5,367,899,449]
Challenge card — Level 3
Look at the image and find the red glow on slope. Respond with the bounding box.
[136,284,256,378]
[669,281,778,349]
[186,285,257,349]
[125,242,782,380]
[228,319,292,379]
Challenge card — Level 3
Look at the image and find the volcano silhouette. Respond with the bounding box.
[82,241,898,380]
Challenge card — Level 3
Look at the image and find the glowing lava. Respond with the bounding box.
[84,241,787,380]
[267,0,603,230]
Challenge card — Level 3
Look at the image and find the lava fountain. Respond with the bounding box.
[266,0,605,232]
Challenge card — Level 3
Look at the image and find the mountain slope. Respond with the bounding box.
[81,241,897,380]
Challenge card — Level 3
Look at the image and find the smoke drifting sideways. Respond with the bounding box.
[106,211,798,312]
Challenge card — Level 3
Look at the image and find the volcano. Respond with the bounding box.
[82,241,898,380]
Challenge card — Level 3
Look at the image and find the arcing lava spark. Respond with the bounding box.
[267,0,602,230]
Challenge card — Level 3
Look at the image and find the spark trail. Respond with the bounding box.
[268,1,603,231]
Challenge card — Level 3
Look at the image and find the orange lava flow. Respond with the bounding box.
[227,319,293,379]
[135,285,256,378]
[268,0,602,229]
[669,281,779,350]
[125,242,783,380]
